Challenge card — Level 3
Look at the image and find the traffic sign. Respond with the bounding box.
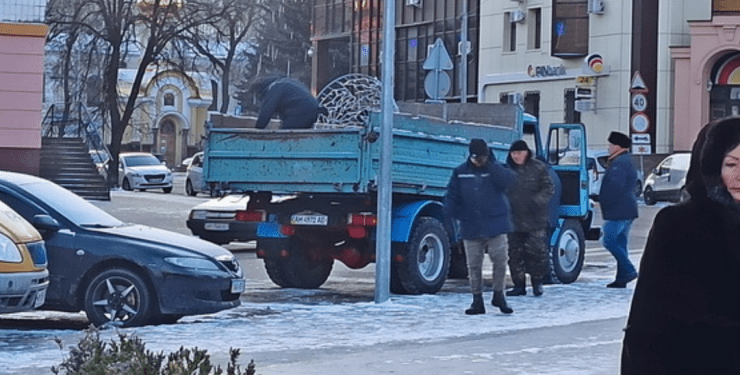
[631,93,647,112]
[630,112,650,133]
[630,71,648,92]
[632,144,652,155]
[423,38,453,71]
[632,133,650,144]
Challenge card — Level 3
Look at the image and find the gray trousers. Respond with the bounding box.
[463,234,509,295]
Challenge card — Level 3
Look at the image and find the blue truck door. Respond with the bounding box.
[545,124,589,218]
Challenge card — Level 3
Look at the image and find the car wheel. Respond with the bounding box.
[392,217,450,294]
[551,219,585,284]
[122,178,132,191]
[644,186,656,205]
[186,180,197,196]
[84,268,153,327]
[163,186,173,194]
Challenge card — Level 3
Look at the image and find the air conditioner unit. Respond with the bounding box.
[588,0,605,14]
[509,10,525,23]
[405,0,422,7]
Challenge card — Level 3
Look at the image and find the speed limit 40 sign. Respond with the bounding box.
[631,93,647,112]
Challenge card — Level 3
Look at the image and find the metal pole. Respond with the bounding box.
[375,0,395,303]
[460,0,468,103]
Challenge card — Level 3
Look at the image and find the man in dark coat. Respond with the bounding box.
[505,140,555,296]
[251,75,324,129]
[443,139,516,315]
[599,131,639,288]
[621,118,740,373]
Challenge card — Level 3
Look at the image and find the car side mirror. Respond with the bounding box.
[652,167,659,175]
[32,214,61,232]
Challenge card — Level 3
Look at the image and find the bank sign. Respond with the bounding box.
[527,64,566,78]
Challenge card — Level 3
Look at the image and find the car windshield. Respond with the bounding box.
[124,154,161,167]
[21,180,124,228]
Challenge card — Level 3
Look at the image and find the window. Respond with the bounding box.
[528,8,542,50]
[504,12,517,52]
[164,93,175,107]
[552,0,589,58]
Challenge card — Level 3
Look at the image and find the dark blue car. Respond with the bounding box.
[0,171,245,327]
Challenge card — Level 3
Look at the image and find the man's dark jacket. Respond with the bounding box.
[599,151,638,220]
[255,78,322,129]
[443,152,516,240]
[506,151,555,232]
[621,119,740,373]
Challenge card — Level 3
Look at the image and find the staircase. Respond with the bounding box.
[40,137,110,201]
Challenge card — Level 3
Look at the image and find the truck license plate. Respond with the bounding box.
[291,214,328,226]
[204,222,229,231]
[231,279,245,294]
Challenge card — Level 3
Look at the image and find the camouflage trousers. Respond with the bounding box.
[507,229,549,287]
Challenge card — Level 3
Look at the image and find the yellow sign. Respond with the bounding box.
[576,76,595,85]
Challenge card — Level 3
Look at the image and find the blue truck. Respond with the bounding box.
[202,102,598,294]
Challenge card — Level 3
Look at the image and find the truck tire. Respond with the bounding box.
[281,239,333,289]
[551,219,585,284]
[447,243,468,279]
[393,217,450,294]
[263,259,295,288]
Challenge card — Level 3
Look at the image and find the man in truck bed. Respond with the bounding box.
[252,75,325,130]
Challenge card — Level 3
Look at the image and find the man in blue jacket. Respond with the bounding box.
[599,131,639,288]
[443,139,516,315]
[251,75,325,129]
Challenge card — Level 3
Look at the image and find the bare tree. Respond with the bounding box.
[47,0,219,186]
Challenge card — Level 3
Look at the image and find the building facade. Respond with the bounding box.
[0,0,47,175]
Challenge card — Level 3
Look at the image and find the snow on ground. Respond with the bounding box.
[0,272,633,374]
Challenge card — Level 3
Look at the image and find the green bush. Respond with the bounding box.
[51,326,256,375]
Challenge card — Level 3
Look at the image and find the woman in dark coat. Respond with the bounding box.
[621,117,740,373]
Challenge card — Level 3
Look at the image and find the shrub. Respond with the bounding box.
[51,326,256,375]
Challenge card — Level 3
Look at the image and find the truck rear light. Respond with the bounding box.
[256,249,266,258]
[235,209,266,222]
[394,254,405,262]
[347,213,377,226]
[347,226,367,239]
[279,249,290,258]
[280,225,295,236]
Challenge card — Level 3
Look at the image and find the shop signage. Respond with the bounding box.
[527,64,566,78]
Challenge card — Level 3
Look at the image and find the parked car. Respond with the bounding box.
[643,152,692,205]
[118,152,173,193]
[0,171,245,327]
[187,195,257,245]
[586,149,644,199]
[0,200,49,314]
[185,152,205,196]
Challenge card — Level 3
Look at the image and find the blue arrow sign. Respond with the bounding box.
[423,38,454,71]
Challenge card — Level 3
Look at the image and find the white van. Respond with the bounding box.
[643,153,692,205]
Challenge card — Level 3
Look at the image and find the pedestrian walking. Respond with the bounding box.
[251,75,325,129]
[504,140,555,296]
[443,139,516,315]
[621,117,740,373]
[599,131,639,288]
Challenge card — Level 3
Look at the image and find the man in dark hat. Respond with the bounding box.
[251,75,324,129]
[443,138,516,315]
[599,131,639,288]
[505,140,555,297]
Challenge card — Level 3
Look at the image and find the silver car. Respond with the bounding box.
[118,152,173,193]
[185,152,205,196]
[643,152,691,205]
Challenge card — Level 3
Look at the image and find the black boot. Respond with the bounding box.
[465,294,485,315]
[506,286,526,296]
[492,291,513,314]
[532,281,544,297]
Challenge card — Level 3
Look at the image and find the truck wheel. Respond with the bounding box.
[551,219,585,284]
[281,239,333,289]
[393,217,450,294]
[263,259,295,288]
[447,243,468,279]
